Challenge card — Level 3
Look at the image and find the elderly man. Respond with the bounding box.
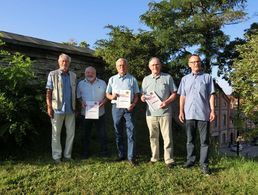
[77,66,108,158]
[177,54,215,175]
[46,53,76,163]
[106,58,139,166]
[141,57,177,168]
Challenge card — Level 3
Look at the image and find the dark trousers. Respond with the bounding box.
[185,120,210,166]
[112,104,135,161]
[82,115,108,158]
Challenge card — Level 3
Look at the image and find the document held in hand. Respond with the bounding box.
[116,90,131,108]
[144,91,162,111]
[85,101,99,119]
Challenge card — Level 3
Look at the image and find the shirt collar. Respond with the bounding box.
[117,73,128,79]
[191,71,203,76]
[58,69,70,75]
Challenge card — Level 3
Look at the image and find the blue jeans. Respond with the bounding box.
[112,104,135,160]
[185,120,210,166]
[82,115,108,158]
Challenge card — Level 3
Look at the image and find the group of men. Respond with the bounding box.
[46,53,215,175]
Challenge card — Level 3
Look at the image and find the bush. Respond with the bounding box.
[0,41,46,147]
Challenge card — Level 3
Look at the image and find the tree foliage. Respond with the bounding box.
[140,0,247,73]
[95,25,174,80]
[0,39,45,145]
[230,31,258,123]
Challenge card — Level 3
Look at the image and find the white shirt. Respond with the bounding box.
[77,78,107,117]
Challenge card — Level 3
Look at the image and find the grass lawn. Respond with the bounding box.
[1,155,258,194]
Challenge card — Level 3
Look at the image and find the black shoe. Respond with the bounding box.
[166,162,176,169]
[201,166,210,175]
[63,158,73,162]
[115,157,126,162]
[54,159,61,164]
[128,160,137,167]
[183,161,195,168]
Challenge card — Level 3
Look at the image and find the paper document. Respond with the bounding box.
[116,90,131,108]
[85,101,99,119]
[144,91,162,111]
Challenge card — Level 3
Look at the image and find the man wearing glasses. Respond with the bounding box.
[177,54,216,175]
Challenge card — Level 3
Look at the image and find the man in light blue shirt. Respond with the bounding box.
[177,54,215,175]
[46,53,76,163]
[141,57,177,168]
[106,58,139,166]
[77,66,108,158]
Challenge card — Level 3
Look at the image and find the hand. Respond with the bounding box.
[127,103,135,112]
[47,106,54,118]
[209,111,216,122]
[140,95,146,102]
[159,101,167,109]
[111,93,119,100]
[81,101,86,108]
[178,112,185,123]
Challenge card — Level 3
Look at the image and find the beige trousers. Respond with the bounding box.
[51,113,75,160]
[146,115,174,164]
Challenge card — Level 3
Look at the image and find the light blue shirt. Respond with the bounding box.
[142,73,177,116]
[77,78,107,116]
[46,70,73,114]
[177,72,215,121]
[106,73,140,104]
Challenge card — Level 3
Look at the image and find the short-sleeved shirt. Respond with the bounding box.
[142,72,177,116]
[177,72,215,121]
[77,78,107,116]
[106,73,140,104]
[46,70,73,114]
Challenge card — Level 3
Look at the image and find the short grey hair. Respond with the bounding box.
[58,53,71,63]
[116,58,128,66]
[148,57,161,65]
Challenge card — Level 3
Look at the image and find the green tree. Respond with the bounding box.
[140,0,247,73]
[63,39,90,48]
[95,25,172,80]
[230,33,258,122]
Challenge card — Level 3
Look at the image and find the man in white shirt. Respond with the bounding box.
[77,66,108,158]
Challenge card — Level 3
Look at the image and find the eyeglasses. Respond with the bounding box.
[189,61,200,64]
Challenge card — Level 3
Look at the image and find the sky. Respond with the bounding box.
[0,0,257,94]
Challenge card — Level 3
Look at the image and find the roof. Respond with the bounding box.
[0,30,94,56]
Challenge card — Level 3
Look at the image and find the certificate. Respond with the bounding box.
[116,90,131,108]
[85,101,99,119]
[144,91,162,111]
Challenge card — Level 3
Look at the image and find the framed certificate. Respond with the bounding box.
[116,90,131,108]
[144,91,162,111]
[85,101,99,119]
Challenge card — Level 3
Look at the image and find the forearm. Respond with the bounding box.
[209,94,215,112]
[46,89,53,108]
[164,92,177,105]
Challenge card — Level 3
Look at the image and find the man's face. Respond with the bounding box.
[85,68,96,82]
[149,58,161,75]
[188,56,201,73]
[116,60,128,76]
[58,57,70,72]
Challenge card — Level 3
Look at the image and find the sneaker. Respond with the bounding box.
[183,161,195,168]
[128,160,137,167]
[166,162,176,169]
[114,157,126,162]
[201,166,210,175]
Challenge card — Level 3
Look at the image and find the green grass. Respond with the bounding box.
[1,103,258,194]
[1,156,258,194]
